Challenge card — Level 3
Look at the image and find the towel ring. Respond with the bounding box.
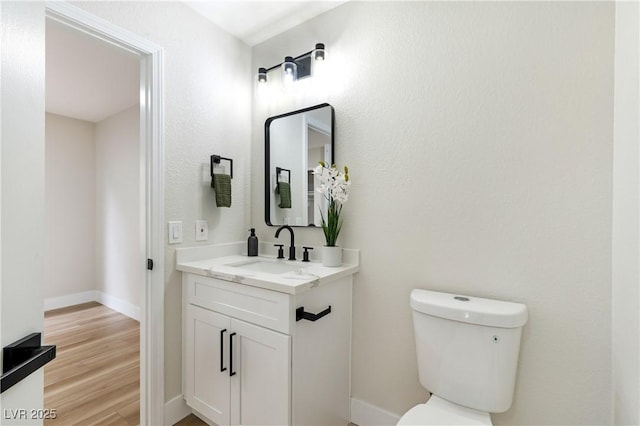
[276,167,290,185]
[211,155,233,179]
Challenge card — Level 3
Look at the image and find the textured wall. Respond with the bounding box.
[72,1,252,400]
[45,113,96,299]
[252,2,614,424]
[95,105,142,309]
[612,1,640,424]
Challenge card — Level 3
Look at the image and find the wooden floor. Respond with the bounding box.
[44,302,140,426]
[173,414,207,425]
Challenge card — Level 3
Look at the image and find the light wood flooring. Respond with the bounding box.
[173,414,207,425]
[43,302,140,426]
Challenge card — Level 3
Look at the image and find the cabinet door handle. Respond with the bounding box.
[296,305,332,322]
[220,329,227,372]
[229,332,237,377]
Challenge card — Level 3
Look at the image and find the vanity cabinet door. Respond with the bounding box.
[185,305,231,426]
[230,318,291,426]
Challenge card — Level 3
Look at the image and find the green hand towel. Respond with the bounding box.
[212,173,232,208]
[277,182,291,208]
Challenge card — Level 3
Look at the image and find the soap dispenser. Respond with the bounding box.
[247,228,258,256]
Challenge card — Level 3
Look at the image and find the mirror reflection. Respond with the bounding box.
[265,103,334,227]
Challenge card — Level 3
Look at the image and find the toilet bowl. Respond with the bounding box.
[398,289,528,426]
[398,395,491,425]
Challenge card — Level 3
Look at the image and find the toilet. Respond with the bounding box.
[398,289,528,425]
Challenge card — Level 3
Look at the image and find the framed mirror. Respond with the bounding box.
[265,103,334,227]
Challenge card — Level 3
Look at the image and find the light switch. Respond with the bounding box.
[168,221,182,244]
[195,220,208,241]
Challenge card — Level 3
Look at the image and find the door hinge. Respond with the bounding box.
[147,259,154,271]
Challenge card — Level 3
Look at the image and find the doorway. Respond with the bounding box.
[45,2,164,424]
[44,15,141,424]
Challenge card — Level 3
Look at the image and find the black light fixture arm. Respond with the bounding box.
[262,49,315,73]
[258,43,325,83]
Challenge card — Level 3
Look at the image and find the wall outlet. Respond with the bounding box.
[168,221,182,244]
[195,220,208,241]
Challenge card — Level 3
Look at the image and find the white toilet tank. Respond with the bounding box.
[410,289,527,413]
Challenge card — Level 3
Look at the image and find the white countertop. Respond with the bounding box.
[176,243,359,295]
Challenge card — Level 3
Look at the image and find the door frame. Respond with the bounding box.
[45,2,165,424]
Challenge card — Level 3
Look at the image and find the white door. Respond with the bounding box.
[186,305,231,425]
[230,318,291,426]
[1,1,47,420]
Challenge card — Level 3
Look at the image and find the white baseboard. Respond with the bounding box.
[44,290,98,311]
[351,398,401,426]
[164,394,192,426]
[44,290,140,322]
[96,291,140,321]
[167,396,397,426]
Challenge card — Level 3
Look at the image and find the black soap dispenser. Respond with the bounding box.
[247,228,258,257]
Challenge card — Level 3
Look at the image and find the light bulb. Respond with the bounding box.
[257,67,267,84]
[281,56,297,86]
[313,43,325,61]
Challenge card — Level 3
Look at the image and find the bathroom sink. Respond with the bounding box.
[225,259,303,274]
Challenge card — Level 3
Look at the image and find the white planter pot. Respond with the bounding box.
[322,246,342,267]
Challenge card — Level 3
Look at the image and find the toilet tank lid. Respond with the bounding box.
[410,289,528,328]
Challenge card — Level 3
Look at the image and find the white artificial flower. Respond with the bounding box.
[333,191,348,203]
[314,162,351,205]
[312,164,324,176]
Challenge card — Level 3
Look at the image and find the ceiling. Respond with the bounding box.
[46,19,139,123]
[183,1,346,46]
[46,2,344,123]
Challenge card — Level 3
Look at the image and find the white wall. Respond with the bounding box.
[252,2,614,425]
[612,1,640,424]
[44,108,141,318]
[0,1,46,420]
[71,1,252,401]
[45,113,96,300]
[269,114,305,225]
[95,105,142,314]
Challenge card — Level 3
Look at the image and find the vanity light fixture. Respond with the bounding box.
[256,43,326,86]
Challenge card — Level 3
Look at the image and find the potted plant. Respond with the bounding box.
[313,162,351,266]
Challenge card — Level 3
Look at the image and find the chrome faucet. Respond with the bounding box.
[274,225,296,260]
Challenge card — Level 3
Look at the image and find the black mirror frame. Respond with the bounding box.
[264,103,335,227]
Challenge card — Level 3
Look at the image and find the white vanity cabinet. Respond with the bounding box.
[182,271,353,426]
[185,304,291,425]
